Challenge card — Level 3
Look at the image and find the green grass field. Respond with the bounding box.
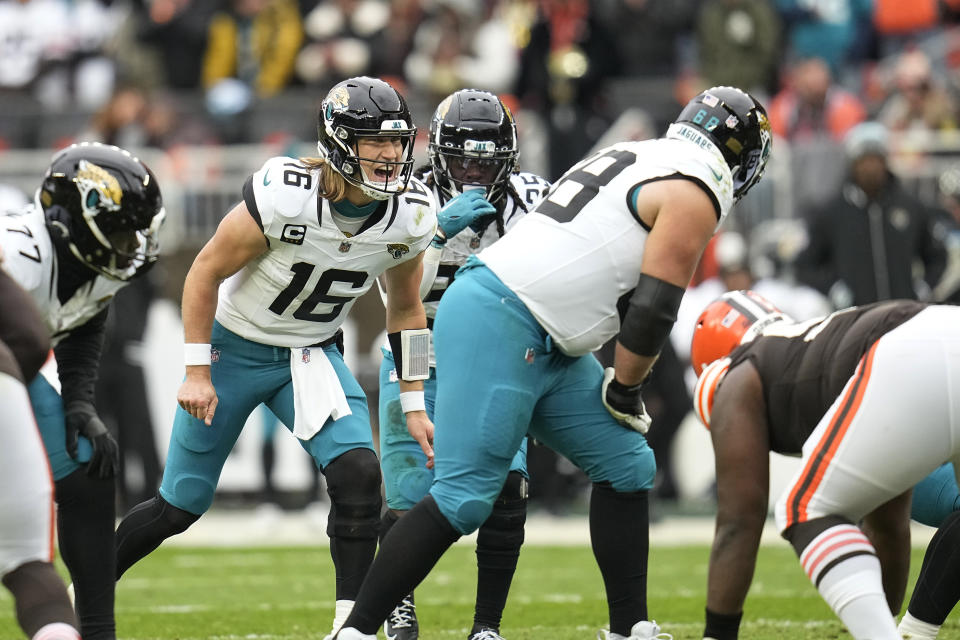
[1,543,957,640]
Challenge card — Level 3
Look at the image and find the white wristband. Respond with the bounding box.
[184,343,212,366]
[399,391,425,414]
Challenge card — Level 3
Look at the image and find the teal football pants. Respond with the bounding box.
[429,262,655,535]
[159,321,374,515]
[378,351,528,511]
[28,374,92,481]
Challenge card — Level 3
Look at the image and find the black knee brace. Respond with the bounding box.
[2,561,77,638]
[478,471,528,552]
[324,449,382,540]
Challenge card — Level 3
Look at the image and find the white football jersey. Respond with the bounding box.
[480,138,734,357]
[421,171,551,317]
[0,204,127,345]
[379,170,550,370]
[216,156,438,348]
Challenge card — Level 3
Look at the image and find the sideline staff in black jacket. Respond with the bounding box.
[797,121,946,308]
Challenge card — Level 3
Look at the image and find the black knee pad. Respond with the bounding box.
[127,494,200,538]
[324,448,382,540]
[2,561,76,637]
[478,471,529,551]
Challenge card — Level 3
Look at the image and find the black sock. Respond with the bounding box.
[473,473,527,633]
[590,483,649,636]
[909,509,960,624]
[343,495,460,634]
[703,608,742,640]
[2,561,77,637]
[115,494,200,579]
[55,469,116,640]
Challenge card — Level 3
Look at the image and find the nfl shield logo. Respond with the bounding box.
[211,348,220,363]
[339,241,351,253]
[301,348,311,363]
[524,348,535,364]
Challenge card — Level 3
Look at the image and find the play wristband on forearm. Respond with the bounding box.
[183,343,212,366]
[388,329,430,381]
[399,390,426,413]
[619,273,685,357]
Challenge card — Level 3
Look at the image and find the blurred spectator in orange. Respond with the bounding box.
[295,0,387,88]
[202,0,303,98]
[514,0,619,180]
[796,121,948,308]
[877,49,959,133]
[873,0,941,57]
[768,56,867,142]
[696,0,782,97]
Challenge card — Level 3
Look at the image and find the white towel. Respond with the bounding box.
[290,346,352,441]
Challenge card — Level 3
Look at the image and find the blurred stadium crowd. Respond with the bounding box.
[6,0,960,512]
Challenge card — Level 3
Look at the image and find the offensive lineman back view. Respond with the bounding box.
[337,86,772,640]
[0,142,165,640]
[111,77,438,639]
[376,88,550,640]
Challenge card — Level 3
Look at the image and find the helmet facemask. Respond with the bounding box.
[430,139,516,204]
[317,124,417,201]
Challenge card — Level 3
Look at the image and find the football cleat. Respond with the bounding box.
[469,628,506,640]
[384,594,418,640]
[597,620,672,640]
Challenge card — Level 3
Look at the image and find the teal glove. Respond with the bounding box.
[437,190,496,239]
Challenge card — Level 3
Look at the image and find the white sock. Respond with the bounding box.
[331,599,354,634]
[32,622,81,640]
[898,611,941,639]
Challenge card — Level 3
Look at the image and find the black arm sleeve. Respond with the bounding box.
[53,307,108,407]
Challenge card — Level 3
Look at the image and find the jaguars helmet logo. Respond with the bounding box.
[323,86,351,119]
[386,243,410,259]
[435,96,452,121]
[74,160,123,213]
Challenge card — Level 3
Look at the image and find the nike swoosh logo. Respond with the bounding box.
[263,170,271,186]
[709,165,723,182]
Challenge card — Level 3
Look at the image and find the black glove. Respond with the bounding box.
[601,367,652,434]
[64,401,119,479]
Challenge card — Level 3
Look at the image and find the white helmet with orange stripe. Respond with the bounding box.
[690,290,792,427]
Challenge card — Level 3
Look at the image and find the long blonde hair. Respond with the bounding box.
[299,156,349,202]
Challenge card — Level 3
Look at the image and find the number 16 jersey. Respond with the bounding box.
[479,138,734,357]
[216,156,437,348]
